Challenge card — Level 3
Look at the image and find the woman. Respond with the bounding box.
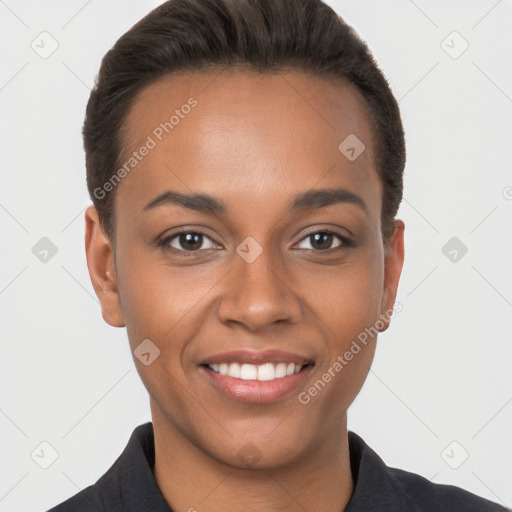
[48,0,508,510]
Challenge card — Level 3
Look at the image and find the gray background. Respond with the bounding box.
[1,0,511,510]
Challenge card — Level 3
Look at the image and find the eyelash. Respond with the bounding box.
[157,228,354,257]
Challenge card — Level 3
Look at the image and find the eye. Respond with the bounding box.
[159,230,220,253]
[158,228,353,256]
[295,230,352,252]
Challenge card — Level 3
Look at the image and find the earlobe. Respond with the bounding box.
[378,219,405,333]
[84,205,125,328]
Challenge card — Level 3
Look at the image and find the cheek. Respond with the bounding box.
[299,251,383,395]
[304,253,384,340]
[116,244,213,342]
[115,253,206,409]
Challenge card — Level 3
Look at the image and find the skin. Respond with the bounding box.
[85,69,405,512]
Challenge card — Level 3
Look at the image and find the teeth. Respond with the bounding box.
[275,362,287,378]
[208,362,305,381]
[240,363,257,380]
[258,363,275,381]
[227,362,241,378]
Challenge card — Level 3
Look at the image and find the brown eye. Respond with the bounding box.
[160,231,219,252]
[296,231,352,252]
[175,233,204,251]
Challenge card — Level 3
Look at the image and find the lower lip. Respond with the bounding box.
[199,365,314,404]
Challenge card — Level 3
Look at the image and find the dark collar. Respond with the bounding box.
[62,422,506,512]
[99,422,173,511]
[98,422,414,511]
[344,430,415,511]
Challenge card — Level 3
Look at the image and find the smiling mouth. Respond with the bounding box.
[198,349,316,403]
[202,362,313,382]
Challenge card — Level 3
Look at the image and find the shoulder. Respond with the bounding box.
[347,431,510,512]
[45,422,156,512]
[46,485,105,512]
[45,462,124,512]
[389,465,510,512]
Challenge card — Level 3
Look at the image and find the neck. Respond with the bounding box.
[151,405,354,512]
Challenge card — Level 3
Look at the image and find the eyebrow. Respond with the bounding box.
[143,187,368,215]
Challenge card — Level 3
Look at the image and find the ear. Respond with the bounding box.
[84,205,125,328]
[378,219,405,332]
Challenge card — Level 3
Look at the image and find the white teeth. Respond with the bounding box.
[275,362,287,378]
[209,362,305,381]
[240,363,257,380]
[226,362,241,378]
[257,363,275,381]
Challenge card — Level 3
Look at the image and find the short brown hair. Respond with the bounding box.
[83,0,405,243]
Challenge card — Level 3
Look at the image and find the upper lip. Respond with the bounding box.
[200,349,314,366]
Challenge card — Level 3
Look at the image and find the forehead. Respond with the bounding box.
[117,68,380,222]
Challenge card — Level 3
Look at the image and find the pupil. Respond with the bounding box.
[311,232,332,250]
[181,233,202,250]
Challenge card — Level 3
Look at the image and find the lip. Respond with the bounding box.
[199,349,313,366]
[198,351,315,404]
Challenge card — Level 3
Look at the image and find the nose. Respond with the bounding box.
[217,246,303,332]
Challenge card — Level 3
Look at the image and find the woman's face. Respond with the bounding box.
[88,69,404,468]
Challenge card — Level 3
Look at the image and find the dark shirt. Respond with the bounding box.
[47,422,509,511]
